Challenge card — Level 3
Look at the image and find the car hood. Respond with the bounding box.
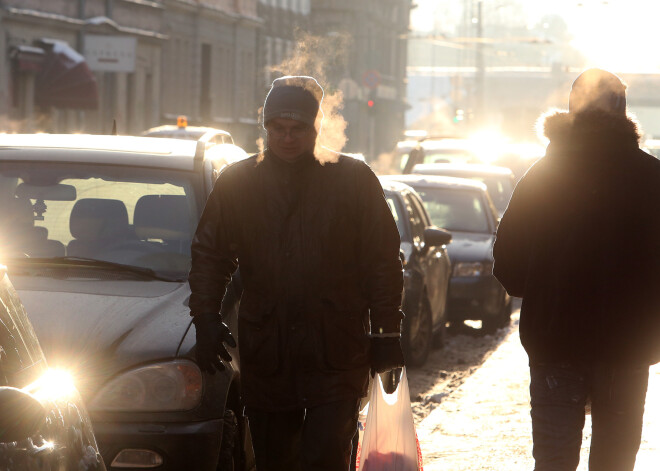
[10,275,193,387]
[445,231,494,263]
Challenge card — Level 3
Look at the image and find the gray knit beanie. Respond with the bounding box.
[262,76,324,129]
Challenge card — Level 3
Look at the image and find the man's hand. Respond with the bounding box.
[192,313,237,374]
[370,336,404,377]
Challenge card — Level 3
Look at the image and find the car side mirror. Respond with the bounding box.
[424,226,452,247]
[0,387,46,443]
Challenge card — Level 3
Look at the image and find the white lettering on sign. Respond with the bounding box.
[84,35,137,72]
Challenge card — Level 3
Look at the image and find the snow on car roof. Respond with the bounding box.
[0,134,201,170]
[379,174,488,192]
[412,163,514,176]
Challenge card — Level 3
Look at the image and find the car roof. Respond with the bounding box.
[378,177,417,193]
[142,125,232,137]
[412,163,514,176]
[379,174,488,192]
[0,134,202,171]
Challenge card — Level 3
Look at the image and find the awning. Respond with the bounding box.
[9,45,45,72]
[34,39,99,110]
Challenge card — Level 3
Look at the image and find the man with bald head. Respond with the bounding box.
[188,76,404,470]
[493,69,660,470]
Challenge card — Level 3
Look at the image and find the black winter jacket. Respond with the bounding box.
[493,110,660,366]
[189,150,403,409]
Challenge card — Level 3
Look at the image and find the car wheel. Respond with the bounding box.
[482,300,511,334]
[402,296,433,367]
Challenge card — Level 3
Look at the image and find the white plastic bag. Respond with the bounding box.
[357,368,423,471]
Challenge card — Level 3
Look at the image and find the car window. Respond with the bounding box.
[210,135,234,145]
[384,191,410,243]
[0,274,45,387]
[414,187,490,233]
[423,149,478,165]
[408,191,431,227]
[404,192,425,244]
[0,163,200,279]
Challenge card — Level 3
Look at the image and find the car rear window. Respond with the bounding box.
[414,188,490,233]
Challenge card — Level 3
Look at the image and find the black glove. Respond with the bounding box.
[192,313,237,374]
[370,337,405,377]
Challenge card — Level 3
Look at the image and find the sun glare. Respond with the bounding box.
[26,369,77,401]
[563,1,660,73]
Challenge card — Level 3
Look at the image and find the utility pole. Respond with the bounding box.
[475,0,485,128]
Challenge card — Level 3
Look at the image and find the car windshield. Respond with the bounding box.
[0,162,199,280]
[414,187,490,233]
[469,176,512,214]
[421,172,513,214]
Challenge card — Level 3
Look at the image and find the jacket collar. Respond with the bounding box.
[540,109,641,160]
[263,149,317,171]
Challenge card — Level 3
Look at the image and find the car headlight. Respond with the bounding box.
[452,261,489,277]
[90,360,203,412]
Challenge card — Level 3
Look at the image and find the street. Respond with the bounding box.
[410,305,660,470]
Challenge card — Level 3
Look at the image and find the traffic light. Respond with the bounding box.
[366,90,377,114]
[453,108,464,124]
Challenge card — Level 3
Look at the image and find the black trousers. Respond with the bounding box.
[530,362,649,471]
[245,398,361,471]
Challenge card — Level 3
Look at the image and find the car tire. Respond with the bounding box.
[402,296,433,367]
[432,318,447,349]
[497,300,512,328]
[218,409,240,471]
[482,300,511,334]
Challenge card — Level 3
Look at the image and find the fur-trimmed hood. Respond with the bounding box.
[539,109,641,150]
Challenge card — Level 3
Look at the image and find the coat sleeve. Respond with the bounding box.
[492,172,535,298]
[356,163,404,334]
[188,172,239,317]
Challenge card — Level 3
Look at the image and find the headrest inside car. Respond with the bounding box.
[69,198,129,240]
[134,195,191,241]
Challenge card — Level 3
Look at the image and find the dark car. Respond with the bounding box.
[379,178,453,366]
[0,134,253,470]
[0,264,106,470]
[412,163,516,218]
[382,174,511,333]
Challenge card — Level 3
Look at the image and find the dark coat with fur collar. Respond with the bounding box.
[494,110,660,365]
[189,151,403,409]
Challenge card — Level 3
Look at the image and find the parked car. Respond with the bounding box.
[0,264,106,470]
[393,136,480,174]
[381,174,511,333]
[142,116,234,146]
[378,178,453,366]
[411,163,517,217]
[0,134,253,470]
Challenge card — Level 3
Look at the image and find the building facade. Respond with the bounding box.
[0,0,262,147]
[309,0,413,158]
[1,0,413,156]
[0,0,166,134]
[161,0,262,148]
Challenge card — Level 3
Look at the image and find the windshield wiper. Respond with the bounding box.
[8,256,183,282]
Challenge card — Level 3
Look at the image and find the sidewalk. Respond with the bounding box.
[416,314,660,470]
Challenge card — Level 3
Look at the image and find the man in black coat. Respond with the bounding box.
[188,75,404,470]
[493,68,660,471]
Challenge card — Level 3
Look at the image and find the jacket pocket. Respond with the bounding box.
[319,300,370,371]
[238,292,279,376]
